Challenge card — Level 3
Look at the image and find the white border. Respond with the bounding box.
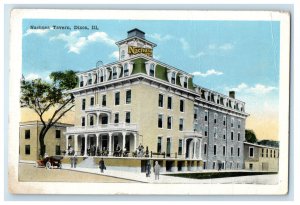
[8,9,290,195]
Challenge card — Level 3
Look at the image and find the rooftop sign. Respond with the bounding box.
[128,46,153,57]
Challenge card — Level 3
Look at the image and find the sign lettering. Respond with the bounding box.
[128,46,153,57]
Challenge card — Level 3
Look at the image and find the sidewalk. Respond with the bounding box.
[61,164,278,184]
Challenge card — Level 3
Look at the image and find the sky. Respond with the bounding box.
[22,19,280,140]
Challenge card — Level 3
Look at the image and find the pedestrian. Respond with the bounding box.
[70,155,74,168]
[99,158,106,173]
[73,154,78,168]
[146,160,151,177]
[154,161,160,180]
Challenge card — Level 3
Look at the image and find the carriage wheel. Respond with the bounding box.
[46,161,52,169]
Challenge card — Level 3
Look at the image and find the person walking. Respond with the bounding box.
[154,161,161,180]
[73,154,78,168]
[70,155,74,168]
[146,160,151,177]
[99,158,106,173]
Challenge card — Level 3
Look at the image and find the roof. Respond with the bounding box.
[244,142,279,149]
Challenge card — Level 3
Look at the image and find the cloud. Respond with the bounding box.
[191,69,223,77]
[228,83,277,94]
[147,33,172,41]
[109,51,119,60]
[189,52,205,59]
[23,29,49,37]
[50,31,116,54]
[179,38,190,51]
[24,72,52,82]
[208,43,234,50]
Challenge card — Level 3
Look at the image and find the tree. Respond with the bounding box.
[245,129,257,143]
[258,140,279,148]
[20,70,78,157]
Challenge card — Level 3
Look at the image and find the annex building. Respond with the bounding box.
[64,28,249,172]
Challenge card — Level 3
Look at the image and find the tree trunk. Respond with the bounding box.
[39,132,46,158]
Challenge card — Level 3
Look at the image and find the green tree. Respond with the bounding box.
[20,70,78,157]
[245,129,257,143]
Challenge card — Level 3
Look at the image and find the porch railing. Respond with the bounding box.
[66,123,138,134]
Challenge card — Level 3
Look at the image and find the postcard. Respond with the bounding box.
[8,9,290,195]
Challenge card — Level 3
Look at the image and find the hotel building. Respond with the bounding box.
[64,28,249,171]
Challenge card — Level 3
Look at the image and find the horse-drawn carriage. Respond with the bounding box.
[35,156,63,169]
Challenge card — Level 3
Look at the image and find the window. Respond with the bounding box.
[223,129,226,140]
[79,76,84,87]
[100,70,104,82]
[214,113,218,124]
[249,163,253,170]
[204,126,208,137]
[231,147,234,156]
[124,63,129,77]
[157,137,162,153]
[205,111,208,122]
[270,150,273,158]
[180,100,184,112]
[82,99,86,110]
[121,50,125,60]
[238,133,241,141]
[231,118,234,128]
[150,63,155,77]
[171,72,176,84]
[261,149,264,157]
[125,112,131,123]
[81,117,85,127]
[184,77,188,88]
[115,92,120,105]
[112,67,117,79]
[204,144,207,155]
[55,145,61,155]
[238,148,240,157]
[114,113,119,124]
[231,131,234,140]
[25,130,30,139]
[25,145,30,155]
[158,94,164,107]
[223,146,226,156]
[179,118,184,131]
[238,120,241,129]
[166,138,171,157]
[213,145,217,156]
[203,161,207,169]
[178,139,183,155]
[249,147,254,157]
[126,90,131,104]
[223,116,226,126]
[55,130,61,139]
[214,127,217,138]
[194,108,198,119]
[90,97,94,106]
[167,96,172,109]
[90,116,94,126]
[167,116,172,129]
[102,95,106,107]
[266,149,269,157]
[88,73,92,85]
[158,114,163,128]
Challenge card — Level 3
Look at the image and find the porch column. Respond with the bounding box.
[133,133,137,151]
[193,139,197,159]
[198,139,202,159]
[108,132,112,156]
[84,134,88,156]
[122,131,126,150]
[96,133,99,148]
[74,135,78,155]
[65,135,69,155]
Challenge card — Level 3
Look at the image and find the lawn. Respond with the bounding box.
[165,172,278,179]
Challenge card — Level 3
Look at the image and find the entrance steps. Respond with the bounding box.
[77,157,97,168]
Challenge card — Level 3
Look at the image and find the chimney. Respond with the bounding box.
[229,91,235,99]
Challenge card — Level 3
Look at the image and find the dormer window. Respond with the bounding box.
[100,70,104,82]
[121,50,125,60]
[184,77,188,88]
[150,63,155,77]
[112,67,117,79]
[88,73,92,85]
[124,63,129,77]
[79,76,83,87]
[171,72,176,84]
